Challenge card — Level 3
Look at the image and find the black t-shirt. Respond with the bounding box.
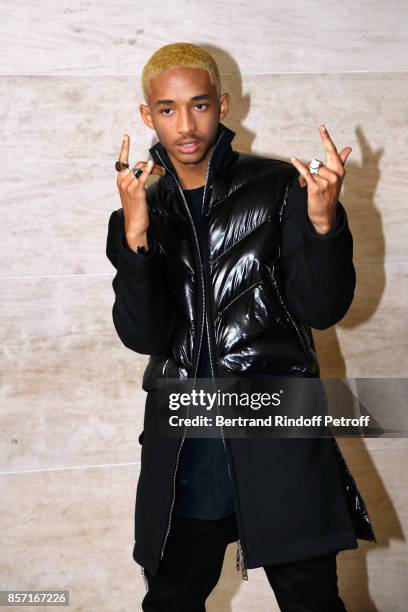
[173,185,235,520]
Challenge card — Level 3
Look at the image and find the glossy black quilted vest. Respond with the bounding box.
[142,154,319,390]
[137,125,376,544]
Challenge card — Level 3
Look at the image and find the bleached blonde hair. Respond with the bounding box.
[141,42,221,103]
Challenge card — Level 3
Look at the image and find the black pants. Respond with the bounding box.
[140,514,347,611]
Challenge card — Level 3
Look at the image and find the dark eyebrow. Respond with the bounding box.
[155,93,211,107]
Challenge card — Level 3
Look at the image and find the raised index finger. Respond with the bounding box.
[119,134,130,165]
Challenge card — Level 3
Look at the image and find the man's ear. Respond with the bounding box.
[219,92,230,121]
[139,103,155,130]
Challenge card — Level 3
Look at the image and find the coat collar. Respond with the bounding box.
[148,121,238,192]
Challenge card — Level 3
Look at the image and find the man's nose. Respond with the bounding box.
[177,110,196,135]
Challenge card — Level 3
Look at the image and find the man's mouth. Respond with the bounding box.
[176,141,200,153]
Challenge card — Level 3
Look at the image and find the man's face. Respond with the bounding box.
[140,67,229,169]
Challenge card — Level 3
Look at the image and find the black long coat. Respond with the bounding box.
[106,121,376,578]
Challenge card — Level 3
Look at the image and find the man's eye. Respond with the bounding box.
[160,104,208,115]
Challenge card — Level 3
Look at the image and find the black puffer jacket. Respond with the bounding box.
[106,121,376,578]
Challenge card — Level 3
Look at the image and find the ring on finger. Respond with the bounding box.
[309,158,324,175]
[132,167,144,179]
[115,161,129,172]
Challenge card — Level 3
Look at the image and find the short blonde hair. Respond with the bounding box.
[141,42,221,102]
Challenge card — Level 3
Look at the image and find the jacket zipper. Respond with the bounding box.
[141,566,149,592]
[203,178,248,580]
[154,136,248,581]
[154,150,206,564]
[236,538,248,580]
[198,129,248,580]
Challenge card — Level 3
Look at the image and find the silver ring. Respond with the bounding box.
[309,158,323,175]
[133,167,143,179]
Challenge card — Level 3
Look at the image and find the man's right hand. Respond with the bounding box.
[116,134,166,250]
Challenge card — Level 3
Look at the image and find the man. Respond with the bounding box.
[106,42,376,611]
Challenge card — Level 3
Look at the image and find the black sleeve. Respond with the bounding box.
[106,209,176,355]
[279,169,356,330]
[123,235,158,259]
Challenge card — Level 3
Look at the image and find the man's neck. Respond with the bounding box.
[182,184,205,191]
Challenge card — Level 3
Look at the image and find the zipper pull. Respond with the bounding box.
[236,540,249,580]
[141,566,149,591]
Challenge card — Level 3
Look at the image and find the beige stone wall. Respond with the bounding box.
[1,2,407,610]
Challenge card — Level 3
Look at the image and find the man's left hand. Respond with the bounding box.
[290,125,352,234]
